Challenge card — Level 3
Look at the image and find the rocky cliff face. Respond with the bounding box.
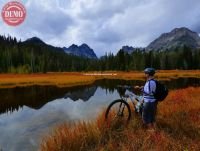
[146,27,200,51]
[120,46,144,54]
[63,44,97,59]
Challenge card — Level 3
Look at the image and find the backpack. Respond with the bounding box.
[150,80,168,102]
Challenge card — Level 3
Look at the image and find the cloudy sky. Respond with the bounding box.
[0,0,200,56]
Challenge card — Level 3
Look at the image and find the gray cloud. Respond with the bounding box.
[0,0,74,41]
[1,0,200,56]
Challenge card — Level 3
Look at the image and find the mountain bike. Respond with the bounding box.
[105,85,143,125]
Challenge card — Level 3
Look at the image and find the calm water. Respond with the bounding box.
[0,78,200,151]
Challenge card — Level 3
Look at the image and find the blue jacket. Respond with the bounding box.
[143,79,156,102]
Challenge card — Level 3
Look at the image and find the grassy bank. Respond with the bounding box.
[0,70,200,89]
[40,87,200,151]
[0,72,96,88]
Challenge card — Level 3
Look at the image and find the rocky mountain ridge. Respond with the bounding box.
[146,27,200,51]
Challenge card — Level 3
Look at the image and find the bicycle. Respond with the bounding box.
[105,85,143,125]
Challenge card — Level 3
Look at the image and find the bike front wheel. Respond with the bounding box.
[105,99,131,126]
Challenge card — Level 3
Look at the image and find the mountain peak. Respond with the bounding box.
[25,37,45,44]
[171,27,194,33]
[146,27,200,51]
[69,44,78,49]
[63,44,97,59]
[120,45,144,54]
[80,43,89,47]
[122,45,134,51]
[80,43,91,50]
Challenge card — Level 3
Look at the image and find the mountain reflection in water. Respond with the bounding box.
[0,85,96,114]
[64,86,97,101]
[0,78,199,115]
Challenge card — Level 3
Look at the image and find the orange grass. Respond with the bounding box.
[40,87,200,151]
[0,70,200,89]
[105,70,200,80]
[0,72,96,88]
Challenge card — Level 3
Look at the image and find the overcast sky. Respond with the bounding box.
[0,0,200,56]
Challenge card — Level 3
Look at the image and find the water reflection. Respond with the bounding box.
[0,78,199,151]
[0,85,95,114]
[64,86,97,101]
[95,78,200,91]
[165,78,200,89]
[0,78,200,115]
[0,87,120,151]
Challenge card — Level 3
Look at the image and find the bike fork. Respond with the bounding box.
[117,101,126,116]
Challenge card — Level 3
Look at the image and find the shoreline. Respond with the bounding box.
[0,70,199,89]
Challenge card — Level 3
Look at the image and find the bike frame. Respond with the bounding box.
[120,90,143,114]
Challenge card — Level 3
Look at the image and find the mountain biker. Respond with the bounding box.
[135,68,157,131]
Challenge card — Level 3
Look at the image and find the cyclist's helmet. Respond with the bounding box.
[144,68,155,76]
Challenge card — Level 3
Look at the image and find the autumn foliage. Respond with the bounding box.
[40,87,200,151]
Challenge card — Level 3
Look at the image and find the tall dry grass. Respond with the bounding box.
[0,73,96,88]
[40,87,200,151]
[0,70,200,88]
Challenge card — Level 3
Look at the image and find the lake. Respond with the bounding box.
[0,78,200,151]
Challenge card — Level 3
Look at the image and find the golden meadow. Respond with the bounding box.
[0,70,199,89]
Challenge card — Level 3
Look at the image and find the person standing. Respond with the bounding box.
[135,68,157,130]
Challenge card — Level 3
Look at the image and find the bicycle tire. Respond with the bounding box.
[105,99,131,124]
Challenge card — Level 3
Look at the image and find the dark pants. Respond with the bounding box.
[142,101,157,124]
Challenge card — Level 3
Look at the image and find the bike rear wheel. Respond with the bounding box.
[105,99,131,126]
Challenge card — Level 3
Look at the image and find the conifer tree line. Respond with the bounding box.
[0,35,200,73]
[94,47,200,71]
[0,35,90,73]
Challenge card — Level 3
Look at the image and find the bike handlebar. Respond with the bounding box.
[116,85,134,96]
[116,85,143,98]
[117,85,133,89]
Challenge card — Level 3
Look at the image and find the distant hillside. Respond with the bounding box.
[23,37,65,53]
[24,37,97,59]
[146,27,200,51]
[0,35,91,73]
[24,37,46,45]
[63,44,97,59]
